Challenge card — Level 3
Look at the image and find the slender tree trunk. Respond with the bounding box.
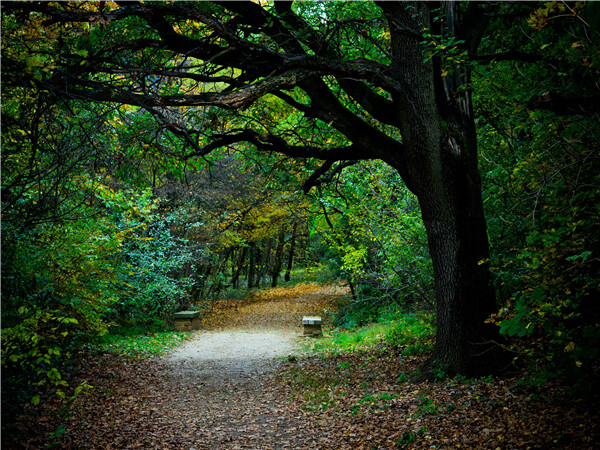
[253,244,264,288]
[284,222,298,282]
[247,242,256,289]
[259,239,273,287]
[271,227,286,287]
[232,245,247,289]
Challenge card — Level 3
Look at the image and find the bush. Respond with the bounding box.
[1,307,82,425]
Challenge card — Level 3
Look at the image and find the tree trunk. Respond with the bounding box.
[271,227,286,287]
[231,245,247,289]
[247,242,256,289]
[388,113,505,376]
[383,1,506,376]
[284,222,298,282]
[407,128,502,375]
[259,239,273,287]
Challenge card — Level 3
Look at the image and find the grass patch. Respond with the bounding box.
[93,326,190,358]
[306,310,435,356]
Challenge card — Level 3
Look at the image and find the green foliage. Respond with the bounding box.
[397,427,427,448]
[111,214,197,324]
[476,2,600,388]
[417,396,440,416]
[315,161,434,324]
[0,87,196,420]
[307,309,434,357]
[1,307,82,424]
[92,327,189,358]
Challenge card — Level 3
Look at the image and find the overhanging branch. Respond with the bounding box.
[182,130,377,162]
[45,69,317,109]
[302,160,359,193]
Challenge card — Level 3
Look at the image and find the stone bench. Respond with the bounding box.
[302,316,322,337]
[173,310,200,331]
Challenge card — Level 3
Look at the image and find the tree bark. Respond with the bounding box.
[259,239,273,287]
[284,222,298,282]
[399,126,503,376]
[381,1,506,376]
[231,246,247,290]
[271,227,286,288]
[247,242,256,289]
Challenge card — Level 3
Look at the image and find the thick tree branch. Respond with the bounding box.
[181,130,380,163]
[302,160,335,194]
[336,78,399,127]
[43,69,316,109]
[95,67,241,87]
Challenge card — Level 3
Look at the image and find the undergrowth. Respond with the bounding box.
[92,326,190,358]
[306,309,435,356]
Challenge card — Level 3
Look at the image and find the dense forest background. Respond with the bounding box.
[2,0,599,433]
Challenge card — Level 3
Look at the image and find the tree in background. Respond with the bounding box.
[2,0,511,376]
[3,0,599,381]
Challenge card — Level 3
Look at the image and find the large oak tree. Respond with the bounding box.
[3,1,514,375]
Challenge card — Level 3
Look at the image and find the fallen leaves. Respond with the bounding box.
[199,282,346,331]
[3,284,599,448]
[277,349,600,448]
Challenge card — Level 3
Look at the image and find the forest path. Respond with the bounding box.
[152,283,346,448]
[158,330,306,448]
[51,283,347,449]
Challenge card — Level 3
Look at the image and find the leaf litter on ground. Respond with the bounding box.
[4,282,599,449]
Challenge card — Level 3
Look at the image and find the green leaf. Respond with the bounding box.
[566,251,592,263]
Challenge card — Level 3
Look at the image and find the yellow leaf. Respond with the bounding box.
[564,341,576,352]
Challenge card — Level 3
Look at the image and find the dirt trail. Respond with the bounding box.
[153,284,346,448]
[6,283,348,449]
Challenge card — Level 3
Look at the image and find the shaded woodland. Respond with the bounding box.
[2,1,599,445]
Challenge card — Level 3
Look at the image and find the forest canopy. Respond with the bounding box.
[2,0,599,428]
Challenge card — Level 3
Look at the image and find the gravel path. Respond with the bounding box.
[168,330,300,363]
[158,331,309,449]
[146,285,346,448]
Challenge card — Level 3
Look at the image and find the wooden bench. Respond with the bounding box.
[173,310,200,331]
[302,316,322,337]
